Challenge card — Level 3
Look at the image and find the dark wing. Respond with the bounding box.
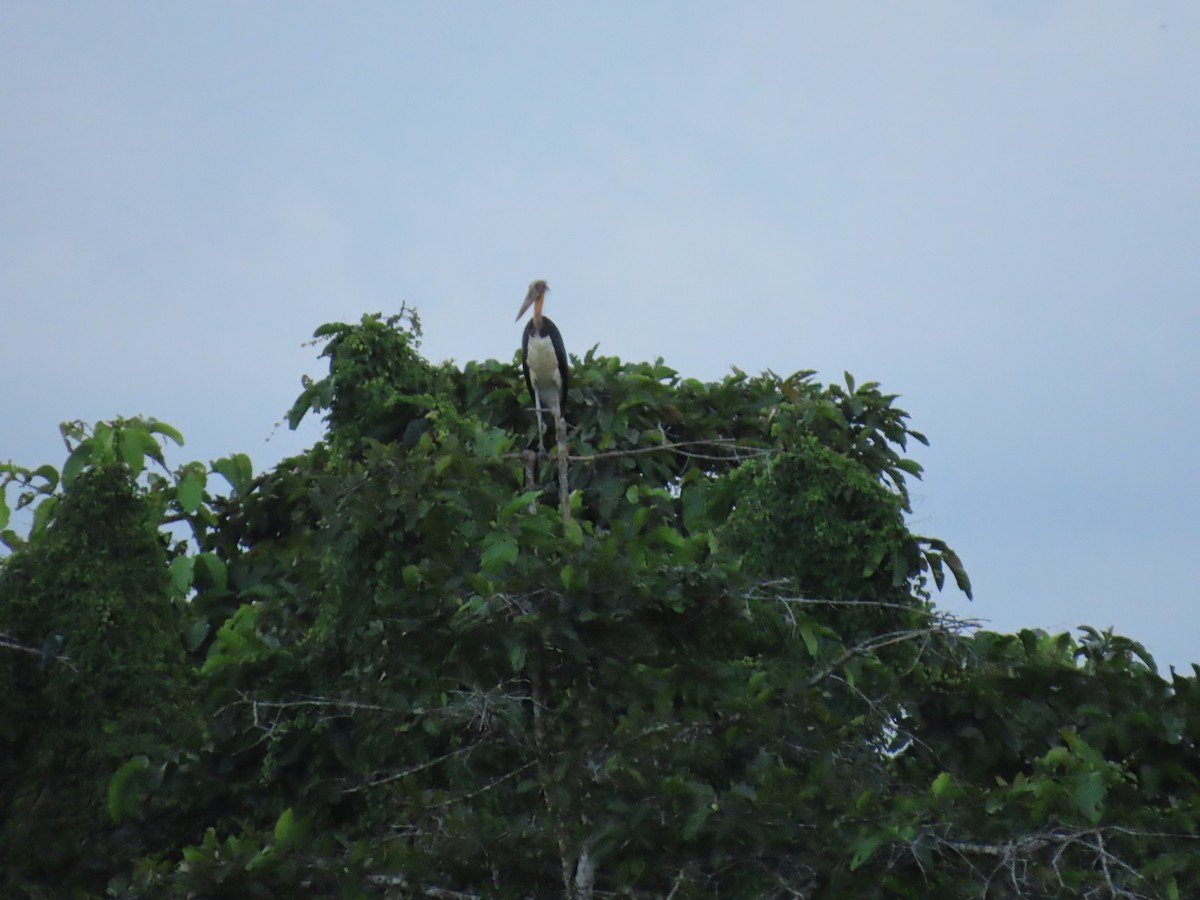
[521,319,536,404]
[540,315,568,402]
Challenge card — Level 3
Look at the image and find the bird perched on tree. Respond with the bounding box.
[515,279,568,453]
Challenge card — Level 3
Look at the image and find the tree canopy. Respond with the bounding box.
[2,309,1197,898]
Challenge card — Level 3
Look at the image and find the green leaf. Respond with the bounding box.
[185,618,210,651]
[1061,728,1104,767]
[93,423,115,462]
[681,483,707,533]
[931,771,953,799]
[196,552,228,591]
[176,467,206,514]
[170,556,196,596]
[798,624,819,659]
[107,757,151,824]
[564,517,584,547]
[926,551,945,590]
[274,807,296,848]
[118,425,147,472]
[861,541,888,578]
[313,321,347,337]
[481,532,518,575]
[30,495,57,538]
[0,493,8,531]
[508,642,526,672]
[61,439,94,487]
[560,564,576,590]
[403,565,421,590]
[850,834,883,870]
[1072,771,1106,823]
[649,525,686,547]
[33,464,59,490]
[681,805,711,841]
[147,420,185,446]
[212,453,254,496]
[942,547,973,599]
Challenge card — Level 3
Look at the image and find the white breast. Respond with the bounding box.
[526,334,562,401]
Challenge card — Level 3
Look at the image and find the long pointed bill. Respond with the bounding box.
[515,295,534,321]
[516,286,539,322]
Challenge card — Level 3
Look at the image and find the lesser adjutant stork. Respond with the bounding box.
[515,279,568,453]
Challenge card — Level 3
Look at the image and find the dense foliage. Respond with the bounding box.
[2,309,1197,898]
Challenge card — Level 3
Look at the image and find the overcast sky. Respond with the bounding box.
[2,3,1197,669]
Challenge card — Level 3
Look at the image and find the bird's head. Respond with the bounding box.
[515,279,549,326]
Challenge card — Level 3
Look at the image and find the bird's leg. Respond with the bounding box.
[533,386,547,455]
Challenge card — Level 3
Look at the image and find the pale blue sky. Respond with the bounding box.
[2,3,1197,668]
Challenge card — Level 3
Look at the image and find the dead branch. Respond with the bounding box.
[0,633,45,659]
[0,632,77,671]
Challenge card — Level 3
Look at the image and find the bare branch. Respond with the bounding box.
[930,826,1177,898]
[363,872,481,899]
[508,439,777,466]
[427,760,537,811]
[0,633,45,659]
[0,632,77,671]
[806,624,961,689]
[569,439,777,464]
[343,743,487,794]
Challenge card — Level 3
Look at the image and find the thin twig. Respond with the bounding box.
[427,760,536,810]
[568,440,777,464]
[506,439,776,466]
[345,743,487,794]
[806,625,960,688]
